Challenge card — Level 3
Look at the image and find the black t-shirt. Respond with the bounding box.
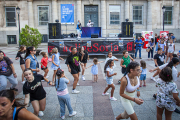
[23,74,46,101]
[0,57,13,76]
[154,53,165,66]
[79,51,88,63]
[65,53,81,74]
[16,51,25,65]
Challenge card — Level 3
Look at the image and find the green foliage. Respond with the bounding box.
[20,25,42,49]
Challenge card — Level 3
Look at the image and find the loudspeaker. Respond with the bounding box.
[49,23,61,39]
[121,22,133,37]
[91,34,98,38]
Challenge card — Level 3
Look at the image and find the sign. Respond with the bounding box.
[48,40,134,56]
[61,4,74,24]
[160,31,169,39]
[142,31,153,41]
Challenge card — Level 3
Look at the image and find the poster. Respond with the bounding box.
[61,4,74,24]
[142,31,153,41]
[160,31,169,39]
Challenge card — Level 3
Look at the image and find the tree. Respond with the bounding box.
[20,25,42,49]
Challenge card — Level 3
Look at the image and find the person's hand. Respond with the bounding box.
[149,69,153,72]
[135,98,144,105]
[36,68,40,72]
[13,73,17,78]
[68,68,71,73]
[114,73,117,75]
[137,91,140,97]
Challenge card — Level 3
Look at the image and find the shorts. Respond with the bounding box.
[41,67,48,70]
[106,79,113,85]
[168,49,174,53]
[140,74,146,80]
[121,91,136,115]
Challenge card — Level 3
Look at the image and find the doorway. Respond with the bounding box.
[84,5,98,27]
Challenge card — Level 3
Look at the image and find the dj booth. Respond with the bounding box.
[48,22,134,56]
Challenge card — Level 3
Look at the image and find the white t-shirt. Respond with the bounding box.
[159,63,178,81]
[105,56,117,68]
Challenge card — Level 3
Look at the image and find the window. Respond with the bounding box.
[5,7,16,27]
[133,6,143,25]
[109,5,120,24]
[41,34,48,43]
[7,35,17,44]
[38,6,49,25]
[164,7,173,25]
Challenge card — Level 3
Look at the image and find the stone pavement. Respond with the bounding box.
[2,44,180,120]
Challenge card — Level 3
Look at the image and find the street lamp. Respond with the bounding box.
[162,6,166,31]
[16,6,20,46]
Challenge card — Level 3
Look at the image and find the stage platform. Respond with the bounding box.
[48,37,134,42]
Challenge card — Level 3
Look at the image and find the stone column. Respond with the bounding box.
[147,0,152,31]
[77,0,82,23]
[27,0,34,27]
[125,0,129,20]
[101,0,106,37]
[52,0,58,23]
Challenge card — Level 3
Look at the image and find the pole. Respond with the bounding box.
[18,13,20,47]
[163,12,164,31]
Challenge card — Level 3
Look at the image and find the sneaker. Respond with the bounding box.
[21,81,26,84]
[102,93,109,96]
[72,89,80,94]
[45,76,49,78]
[10,88,18,91]
[69,111,77,117]
[153,94,157,99]
[82,76,85,81]
[110,97,117,101]
[151,77,156,81]
[38,111,44,117]
[60,115,65,119]
[77,83,80,86]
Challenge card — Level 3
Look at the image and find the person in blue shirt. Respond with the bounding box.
[135,37,143,59]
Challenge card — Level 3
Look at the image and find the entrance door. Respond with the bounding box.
[84,5,98,27]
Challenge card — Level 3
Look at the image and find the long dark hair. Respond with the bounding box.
[55,68,64,88]
[25,46,34,58]
[126,61,140,73]
[0,90,26,107]
[159,67,172,82]
[104,59,113,73]
[167,57,179,69]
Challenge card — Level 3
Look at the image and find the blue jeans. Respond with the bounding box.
[57,94,73,116]
[135,46,141,58]
[0,74,18,91]
[148,47,154,58]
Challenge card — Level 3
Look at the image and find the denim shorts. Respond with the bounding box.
[140,74,146,80]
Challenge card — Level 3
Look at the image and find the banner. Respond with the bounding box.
[142,31,153,41]
[160,31,169,39]
[48,40,134,56]
[61,4,74,24]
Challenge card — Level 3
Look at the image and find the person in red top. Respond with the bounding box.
[140,36,145,48]
[40,52,49,78]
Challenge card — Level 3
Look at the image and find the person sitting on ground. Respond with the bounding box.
[0,50,18,91]
[0,90,40,120]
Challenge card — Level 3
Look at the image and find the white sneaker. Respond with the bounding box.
[60,115,65,119]
[77,83,80,86]
[45,76,49,78]
[110,97,117,101]
[151,77,156,81]
[21,81,26,84]
[82,76,85,81]
[38,111,44,117]
[102,93,109,96]
[72,89,80,94]
[69,111,77,117]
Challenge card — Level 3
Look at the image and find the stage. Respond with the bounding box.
[48,37,135,56]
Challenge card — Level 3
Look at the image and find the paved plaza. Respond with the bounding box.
[2,44,180,120]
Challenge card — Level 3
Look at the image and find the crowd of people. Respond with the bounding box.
[0,32,180,120]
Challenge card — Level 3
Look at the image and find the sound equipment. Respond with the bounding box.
[48,23,61,39]
[121,22,133,37]
[91,34,98,38]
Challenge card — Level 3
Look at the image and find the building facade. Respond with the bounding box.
[0,0,179,45]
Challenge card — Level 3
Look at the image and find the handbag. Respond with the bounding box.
[146,48,150,52]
